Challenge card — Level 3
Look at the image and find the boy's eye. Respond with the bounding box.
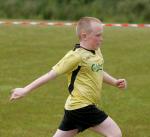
[96,34,101,37]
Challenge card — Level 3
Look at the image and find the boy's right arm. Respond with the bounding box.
[10,70,57,101]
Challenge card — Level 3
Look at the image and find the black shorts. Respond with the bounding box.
[59,105,108,132]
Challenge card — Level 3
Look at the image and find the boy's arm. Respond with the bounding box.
[103,71,127,89]
[10,70,57,101]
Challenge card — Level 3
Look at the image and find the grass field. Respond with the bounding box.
[0,25,150,137]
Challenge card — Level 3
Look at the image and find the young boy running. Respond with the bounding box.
[10,17,127,137]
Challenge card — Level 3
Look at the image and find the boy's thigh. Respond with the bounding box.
[90,116,122,137]
[53,129,78,137]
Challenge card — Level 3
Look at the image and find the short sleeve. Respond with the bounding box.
[52,51,81,75]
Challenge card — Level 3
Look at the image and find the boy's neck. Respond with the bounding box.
[80,41,94,51]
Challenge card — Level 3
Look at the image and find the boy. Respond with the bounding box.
[10,17,127,137]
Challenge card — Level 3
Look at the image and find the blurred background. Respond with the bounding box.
[0,0,150,23]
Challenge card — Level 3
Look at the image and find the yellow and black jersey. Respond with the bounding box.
[52,44,104,110]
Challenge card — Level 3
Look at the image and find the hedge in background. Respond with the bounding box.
[0,0,150,23]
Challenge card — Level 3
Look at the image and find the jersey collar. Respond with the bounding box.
[73,44,95,54]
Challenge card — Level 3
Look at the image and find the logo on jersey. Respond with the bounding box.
[91,64,103,72]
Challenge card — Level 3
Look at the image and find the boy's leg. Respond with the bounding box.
[53,129,78,137]
[90,116,122,137]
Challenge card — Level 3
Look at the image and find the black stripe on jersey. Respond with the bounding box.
[68,66,81,94]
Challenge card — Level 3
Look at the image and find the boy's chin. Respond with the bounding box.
[93,47,99,50]
[95,45,101,50]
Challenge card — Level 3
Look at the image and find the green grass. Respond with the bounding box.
[0,25,150,137]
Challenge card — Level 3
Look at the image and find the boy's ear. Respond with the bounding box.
[80,32,87,40]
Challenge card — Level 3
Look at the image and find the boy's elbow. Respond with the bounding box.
[48,70,58,79]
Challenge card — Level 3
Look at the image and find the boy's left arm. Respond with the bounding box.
[103,71,127,89]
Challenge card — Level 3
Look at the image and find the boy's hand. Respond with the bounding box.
[10,88,27,101]
[115,79,127,89]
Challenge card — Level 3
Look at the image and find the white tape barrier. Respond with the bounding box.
[0,21,150,27]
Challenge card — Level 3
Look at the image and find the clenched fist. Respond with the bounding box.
[115,79,127,89]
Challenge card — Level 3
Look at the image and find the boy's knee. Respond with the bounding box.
[116,128,122,137]
[115,131,122,137]
[113,126,122,137]
[107,130,122,137]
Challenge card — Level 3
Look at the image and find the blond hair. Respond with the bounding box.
[76,17,102,39]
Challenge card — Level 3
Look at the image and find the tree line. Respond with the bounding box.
[0,0,150,23]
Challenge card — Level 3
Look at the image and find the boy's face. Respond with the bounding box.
[86,22,103,50]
